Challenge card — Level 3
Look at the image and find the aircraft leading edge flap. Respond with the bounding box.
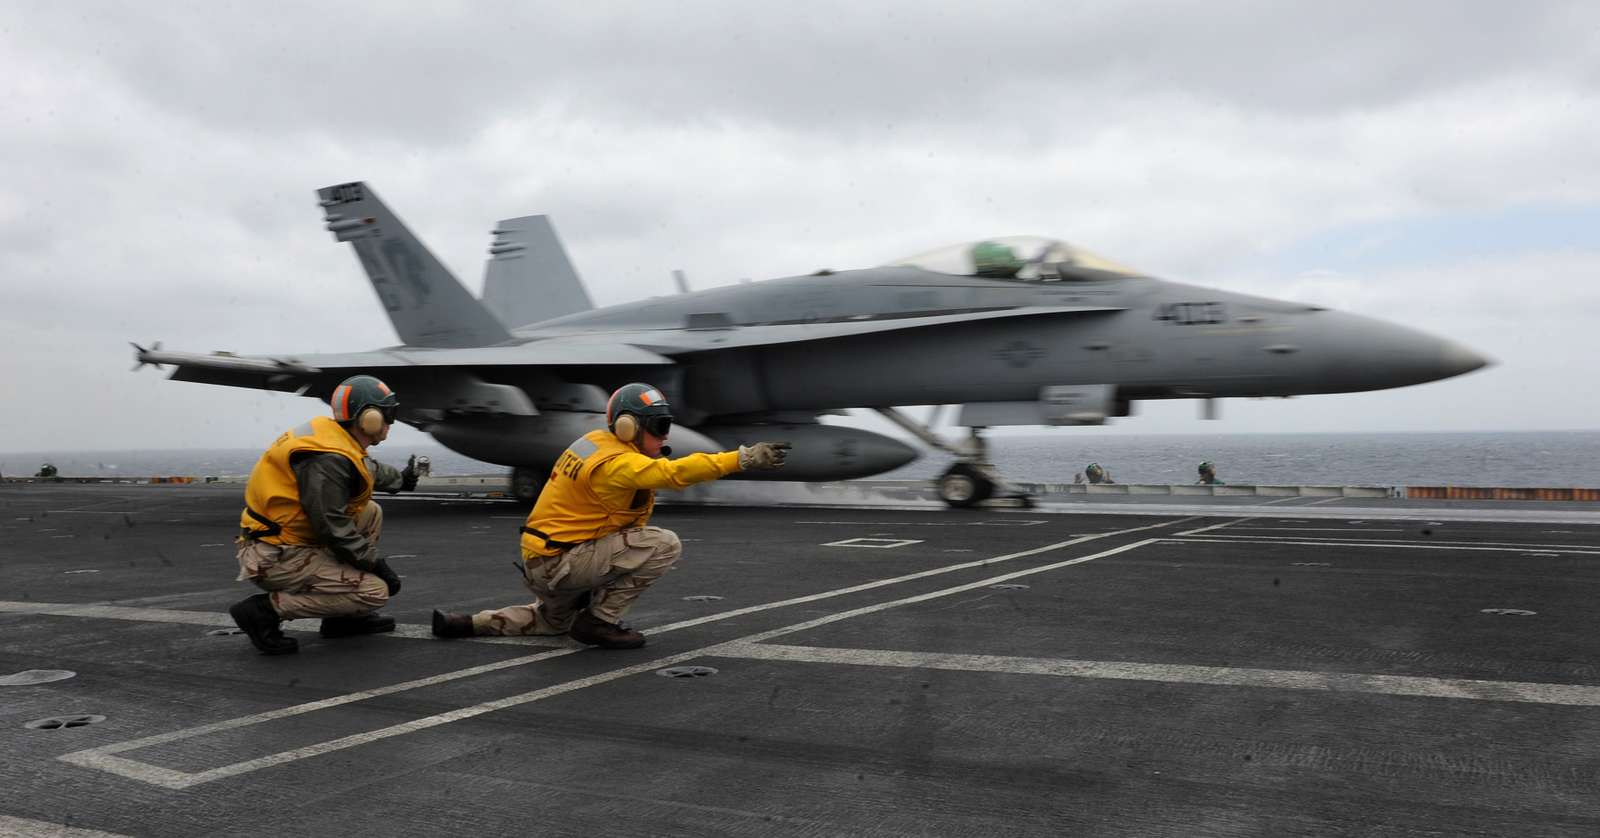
[620,304,1127,353]
[317,182,512,349]
[482,215,594,329]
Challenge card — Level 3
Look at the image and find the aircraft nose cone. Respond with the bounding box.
[1438,340,1491,378]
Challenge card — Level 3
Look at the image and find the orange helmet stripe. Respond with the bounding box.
[335,384,352,420]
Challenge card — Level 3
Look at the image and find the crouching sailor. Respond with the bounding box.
[431,382,789,649]
[229,374,422,655]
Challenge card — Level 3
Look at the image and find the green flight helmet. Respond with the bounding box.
[971,241,1023,277]
[331,375,400,434]
[606,382,674,443]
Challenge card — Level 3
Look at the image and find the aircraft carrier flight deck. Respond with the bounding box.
[4,481,1600,837]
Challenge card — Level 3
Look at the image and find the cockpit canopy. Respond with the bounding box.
[886,236,1139,281]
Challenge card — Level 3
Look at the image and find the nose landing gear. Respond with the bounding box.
[937,462,994,508]
[874,409,1033,509]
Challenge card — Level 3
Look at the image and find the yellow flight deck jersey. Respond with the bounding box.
[522,430,741,559]
[239,416,373,545]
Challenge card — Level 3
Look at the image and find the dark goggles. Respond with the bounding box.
[642,414,672,438]
[377,404,398,424]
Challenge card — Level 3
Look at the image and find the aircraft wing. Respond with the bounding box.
[134,339,675,414]
[136,304,1120,414]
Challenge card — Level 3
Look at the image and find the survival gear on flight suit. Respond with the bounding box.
[240,416,374,547]
[519,430,741,558]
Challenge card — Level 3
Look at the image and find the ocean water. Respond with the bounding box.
[4,431,1598,488]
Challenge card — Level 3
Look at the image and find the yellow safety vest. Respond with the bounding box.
[521,430,657,558]
[239,416,373,545]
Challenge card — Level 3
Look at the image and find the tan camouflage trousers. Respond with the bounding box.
[472,526,681,635]
[234,502,390,620]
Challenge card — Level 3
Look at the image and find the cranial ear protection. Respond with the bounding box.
[612,413,640,443]
[358,406,387,436]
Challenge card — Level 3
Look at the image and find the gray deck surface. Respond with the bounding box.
[3,482,1600,837]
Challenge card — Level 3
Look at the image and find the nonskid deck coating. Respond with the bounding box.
[3,482,1600,837]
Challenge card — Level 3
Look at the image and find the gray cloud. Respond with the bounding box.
[2,1,1598,451]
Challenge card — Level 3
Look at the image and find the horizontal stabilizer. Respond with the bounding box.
[317,182,512,348]
[482,215,593,329]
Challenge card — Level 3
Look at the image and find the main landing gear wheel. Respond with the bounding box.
[938,463,994,508]
[510,466,545,504]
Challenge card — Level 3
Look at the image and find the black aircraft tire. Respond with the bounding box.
[938,463,994,508]
[510,467,545,505]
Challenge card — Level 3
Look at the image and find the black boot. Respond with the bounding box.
[568,610,646,649]
[431,610,475,638]
[228,594,298,656]
[319,612,396,638]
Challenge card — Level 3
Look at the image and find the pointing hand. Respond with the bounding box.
[739,442,792,471]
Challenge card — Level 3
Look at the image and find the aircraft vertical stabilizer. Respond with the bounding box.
[317,182,511,348]
[481,215,594,329]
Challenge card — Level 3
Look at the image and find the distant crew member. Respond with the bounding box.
[431,383,791,649]
[1077,462,1115,484]
[1197,460,1224,485]
[229,374,424,655]
[36,463,57,478]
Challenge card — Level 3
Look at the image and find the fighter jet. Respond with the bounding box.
[133,181,1489,507]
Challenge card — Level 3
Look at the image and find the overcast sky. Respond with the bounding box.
[2,1,1596,457]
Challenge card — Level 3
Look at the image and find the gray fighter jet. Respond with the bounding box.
[133,181,1489,506]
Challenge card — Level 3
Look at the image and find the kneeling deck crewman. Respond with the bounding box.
[432,382,790,649]
[229,374,422,655]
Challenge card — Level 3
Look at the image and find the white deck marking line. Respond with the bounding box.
[59,522,1184,788]
[796,519,1048,527]
[0,601,569,647]
[1161,537,1600,555]
[0,815,135,837]
[0,602,237,627]
[1259,496,1307,506]
[378,495,518,504]
[1301,497,1346,506]
[1231,527,1405,532]
[1158,532,1600,550]
[712,540,1160,647]
[638,517,1192,637]
[57,643,583,788]
[1175,517,1257,537]
[822,538,923,549]
[714,643,1600,707]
